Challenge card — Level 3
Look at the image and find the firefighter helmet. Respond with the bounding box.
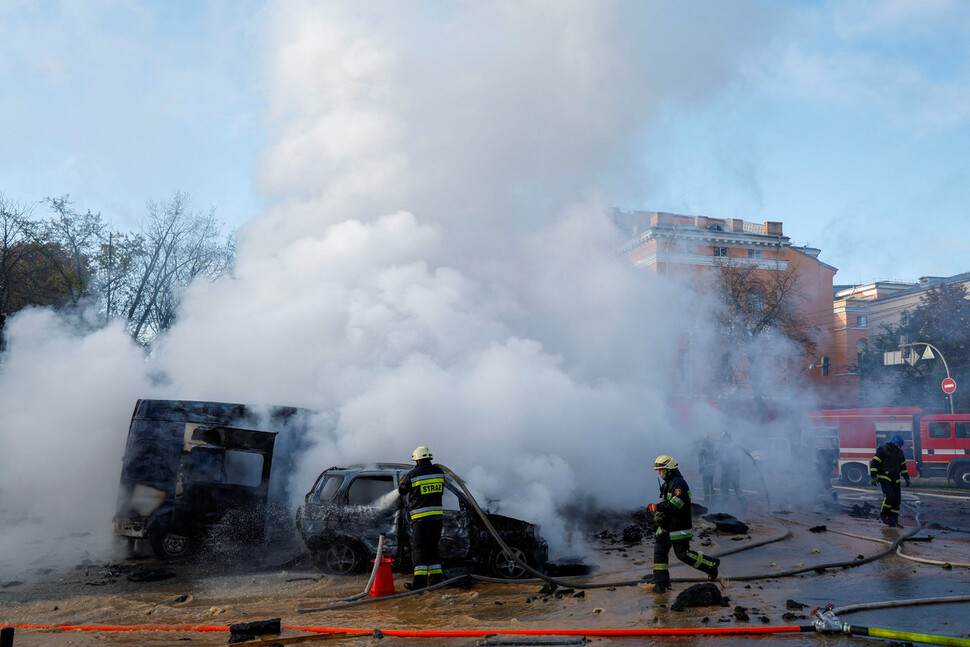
[654,454,678,470]
[411,446,433,461]
[890,435,905,447]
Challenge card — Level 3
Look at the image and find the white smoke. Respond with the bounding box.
[0,1,803,578]
[0,310,156,576]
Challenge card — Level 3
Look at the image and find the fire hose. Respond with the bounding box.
[6,477,970,644]
[812,603,970,646]
[297,534,387,608]
[302,464,947,612]
[5,614,969,645]
[779,502,970,569]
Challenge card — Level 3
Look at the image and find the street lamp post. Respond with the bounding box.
[901,341,956,414]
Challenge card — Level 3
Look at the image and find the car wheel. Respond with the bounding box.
[841,462,867,485]
[150,529,195,560]
[952,464,970,490]
[489,544,533,579]
[315,540,365,575]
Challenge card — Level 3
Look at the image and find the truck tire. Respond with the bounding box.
[841,462,868,485]
[952,464,970,490]
[150,528,196,560]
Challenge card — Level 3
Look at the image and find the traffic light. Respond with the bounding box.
[821,356,831,376]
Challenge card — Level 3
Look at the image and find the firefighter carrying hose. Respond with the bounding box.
[647,454,720,593]
[869,435,910,528]
[398,446,445,590]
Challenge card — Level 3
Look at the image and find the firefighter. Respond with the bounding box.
[696,436,717,501]
[814,444,839,501]
[869,435,910,527]
[398,446,446,589]
[717,432,746,509]
[647,454,720,593]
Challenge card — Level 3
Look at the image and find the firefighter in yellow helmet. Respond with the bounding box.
[647,454,720,593]
[398,446,445,589]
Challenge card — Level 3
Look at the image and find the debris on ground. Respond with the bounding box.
[701,513,749,534]
[228,617,281,644]
[850,502,877,518]
[126,568,176,583]
[670,583,726,611]
[621,525,643,544]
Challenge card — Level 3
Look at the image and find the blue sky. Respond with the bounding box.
[2,0,969,285]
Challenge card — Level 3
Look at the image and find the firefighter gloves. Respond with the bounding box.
[871,477,878,486]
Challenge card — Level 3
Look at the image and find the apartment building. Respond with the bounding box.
[835,272,970,403]
[615,210,852,408]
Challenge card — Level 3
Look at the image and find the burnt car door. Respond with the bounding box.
[399,477,471,565]
[341,472,402,555]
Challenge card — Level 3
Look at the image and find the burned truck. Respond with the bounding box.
[113,399,311,559]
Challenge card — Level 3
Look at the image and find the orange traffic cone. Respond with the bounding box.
[369,553,395,597]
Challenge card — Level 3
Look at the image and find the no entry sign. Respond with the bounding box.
[942,377,957,394]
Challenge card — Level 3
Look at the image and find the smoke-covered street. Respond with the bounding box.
[2,484,969,647]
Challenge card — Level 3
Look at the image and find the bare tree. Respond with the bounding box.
[0,194,35,317]
[0,194,82,317]
[711,257,816,352]
[123,192,235,343]
[699,257,818,417]
[93,230,143,322]
[38,195,106,307]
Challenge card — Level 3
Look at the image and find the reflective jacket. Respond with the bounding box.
[697,440,717,475]
[870,442,909,484]
[398,461,445,520]
[656,469,693,540]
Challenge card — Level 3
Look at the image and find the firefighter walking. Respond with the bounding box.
[398,446,446,589]
[648,454,720,593]
[870,435,910,528]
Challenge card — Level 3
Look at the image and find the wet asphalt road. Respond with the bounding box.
[1,484,969,646]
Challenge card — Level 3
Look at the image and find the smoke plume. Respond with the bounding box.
[0,2,803,578]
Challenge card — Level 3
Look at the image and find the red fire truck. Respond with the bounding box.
[808,407,970,489]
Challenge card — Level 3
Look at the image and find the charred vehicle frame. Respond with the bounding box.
[296,463,549,579]
[113,399,309,559]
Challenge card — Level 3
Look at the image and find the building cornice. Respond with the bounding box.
[619,226,791,256]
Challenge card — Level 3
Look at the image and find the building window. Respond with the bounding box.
[713,247,728,257]
[747,249,763,259]
[750,292,764,312]
[928,422,950,439]
[857,315,867,327]
[708,223,723,231]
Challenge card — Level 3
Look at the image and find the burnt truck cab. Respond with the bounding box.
[113,399,301,559]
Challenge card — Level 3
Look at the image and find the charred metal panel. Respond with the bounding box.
[113,399,312,559]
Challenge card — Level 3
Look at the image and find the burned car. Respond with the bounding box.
[296,463,548,578]
[113,399,311,559]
